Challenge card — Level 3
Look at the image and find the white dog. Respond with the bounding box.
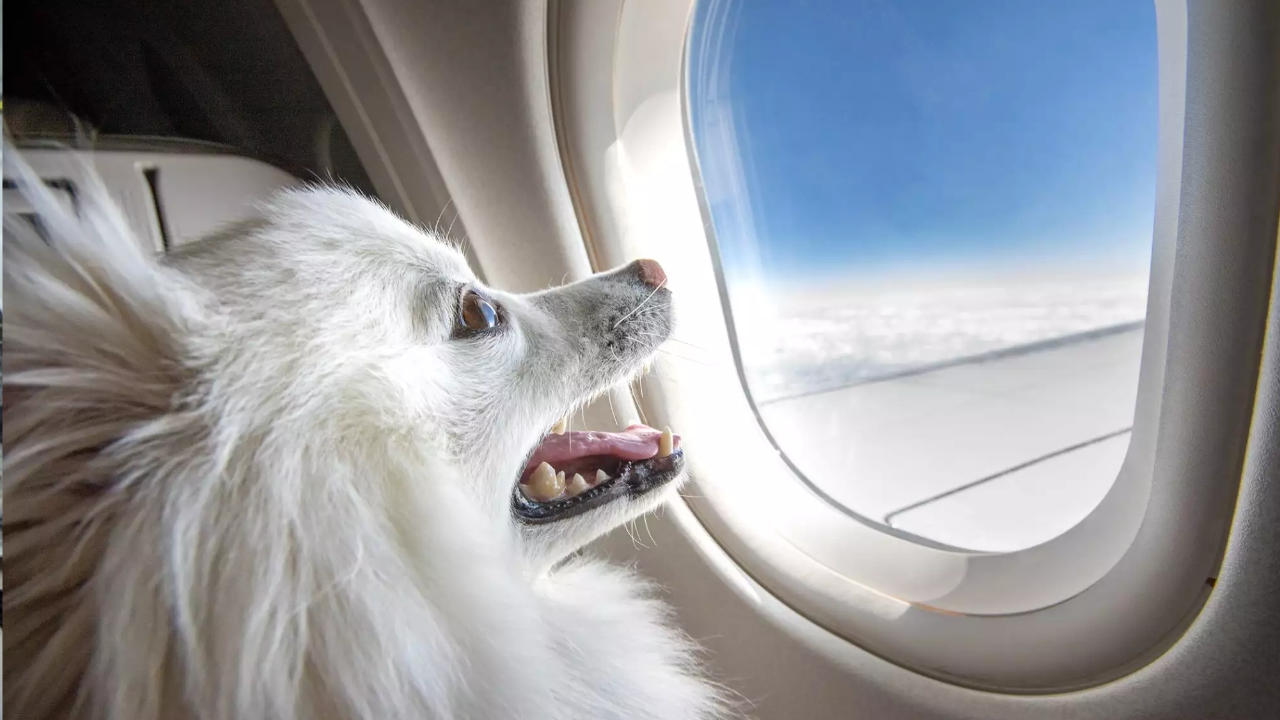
[2,149,725,720]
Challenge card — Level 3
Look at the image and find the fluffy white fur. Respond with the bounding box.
[2,148,725,720]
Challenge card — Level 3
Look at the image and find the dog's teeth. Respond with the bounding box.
[551,417,567,434]
[525,462,564,501]
[533,461,556,485]
[567,472,589,496]
[595,469,611,484]
[658,427,674,457]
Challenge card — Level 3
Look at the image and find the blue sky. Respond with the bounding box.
[690,0,1158,286]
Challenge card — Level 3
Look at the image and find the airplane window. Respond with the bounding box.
[688,0,1157,551]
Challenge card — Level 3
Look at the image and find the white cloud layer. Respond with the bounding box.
[732,273,1149,403]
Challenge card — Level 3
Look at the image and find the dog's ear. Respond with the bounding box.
[2,146,210,718]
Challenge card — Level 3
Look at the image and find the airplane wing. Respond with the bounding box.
[758,325,1144,551]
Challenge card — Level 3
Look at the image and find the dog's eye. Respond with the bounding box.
[459,289,500,332]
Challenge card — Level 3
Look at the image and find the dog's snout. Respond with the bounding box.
[631,259,667,289]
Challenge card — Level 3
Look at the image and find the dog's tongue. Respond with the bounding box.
[523,424,680,475]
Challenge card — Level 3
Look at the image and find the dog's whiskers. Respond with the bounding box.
[612,278,666,329]
[663,336,708,350]
[605,388,619,426]
[638,333,710,353]
[622,518,650,550]
[641,514,656,547]
[431,198,455,236]
[656,348,726,368]
[445,207,459,238]
[632,393,650,426]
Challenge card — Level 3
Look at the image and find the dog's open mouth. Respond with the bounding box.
[511,424,685,524]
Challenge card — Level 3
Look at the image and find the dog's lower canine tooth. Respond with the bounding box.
[659,427,674,457]
[567,473,589,496]
[595,469,610,484]
[525,462,564,501]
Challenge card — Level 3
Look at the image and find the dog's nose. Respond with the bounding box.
[631,258,667,289]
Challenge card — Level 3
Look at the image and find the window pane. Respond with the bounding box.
[688,0,1157,551]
